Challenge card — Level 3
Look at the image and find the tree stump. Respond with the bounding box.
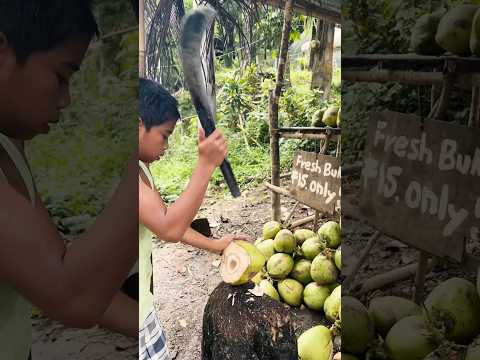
[202,282,328,360]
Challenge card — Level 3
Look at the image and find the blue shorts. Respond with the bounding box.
[139,310,170,360]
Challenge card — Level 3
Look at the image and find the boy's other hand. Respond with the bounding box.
[212,233,250,255]
[198,128,227,170]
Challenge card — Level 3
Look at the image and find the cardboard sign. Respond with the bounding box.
[290,151,341,213]
[361,111,480,261]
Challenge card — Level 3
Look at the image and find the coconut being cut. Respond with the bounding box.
[220,240,266,285]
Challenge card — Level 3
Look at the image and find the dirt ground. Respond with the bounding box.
[152,185,330,360]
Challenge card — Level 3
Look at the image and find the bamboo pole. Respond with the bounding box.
[269,0,294,222]
[139,0,146,77]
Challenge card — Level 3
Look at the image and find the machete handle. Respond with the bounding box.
[194,103,241,198]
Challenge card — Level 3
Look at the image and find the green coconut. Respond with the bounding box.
[303,282,331,311]
[311,108,326,127]
[301,237,324,260]
[435,5,479,56]
[342,296,375,355]
[368,296,422,337]
[472,9,480,56]
[277,278,304,307]
[254,237,264,246]
[410,9,446,55]
[311,254,338,285]
[251,269,266,285]
[263,221,282,240]
[334,246,341,270]
[273,229,297,254]
[220,240,266,285]
[324,285,341,322]
[294,229,316,245]
[385,316,436,360]
[297,325,333,360]
[256,239,275,260]
[466,335,480,360]
[322,106,339,127]
[259,279,280,302]
[291,259,313,285]
[318,221,341,249]
[424,277,480,344]
[266,253,294,279]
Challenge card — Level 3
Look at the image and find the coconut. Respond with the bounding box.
[256,239,275,260]
[322,107,339,127]
[277,278,304,307]
[251,269,266,285]
[259,279,280,302]
[324,285,341,322]
[385,315,436,360]
[424,277,480,344]
[254,237,264,246]
[311,254,338,285]
[435,5,479,56]
[318,221,341,249]
[301,237,324,260]
[368,296,421,337]
[466,335,480,360]
[342,297,374,354]
[297,325,333,360]
[410,9,446,55]
[334,246,341,270]
[294,229,316,245]
[473,9,480,57]
[266,253,294,279]
[263,221,282,240]
[311,109,326,127]
[273,229,297,254]
[291,259,313,285]
[303,282,331,311]
[220,240,266,285]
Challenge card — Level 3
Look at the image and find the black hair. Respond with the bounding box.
[0,0,99,63]
[140,78,181,130]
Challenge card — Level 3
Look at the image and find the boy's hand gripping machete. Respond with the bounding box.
[180,6,241,198]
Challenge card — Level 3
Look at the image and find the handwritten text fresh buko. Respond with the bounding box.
[361,112,480,261]
[291,151,341,213]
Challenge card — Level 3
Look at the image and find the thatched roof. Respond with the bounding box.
[263,0,341,23]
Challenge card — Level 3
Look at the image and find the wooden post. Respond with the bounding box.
[269,0,294,221]
[139,0,146,77]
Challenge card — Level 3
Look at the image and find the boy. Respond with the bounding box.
[0,1,139,358]
[138,78,248,360]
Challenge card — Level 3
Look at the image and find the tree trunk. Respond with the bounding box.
[139,0,146,77]
[311,20,335,98]
[202,282,329,360]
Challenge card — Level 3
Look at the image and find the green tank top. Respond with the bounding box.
[139,161,155,327]
[0,133,36,360]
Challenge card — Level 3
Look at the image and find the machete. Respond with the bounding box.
[180,6,241,198]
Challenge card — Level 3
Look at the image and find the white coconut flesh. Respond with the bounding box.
[220,242,251,283]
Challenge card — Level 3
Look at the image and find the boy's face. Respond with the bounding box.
[0,35,90,140]
[139,119,177,163]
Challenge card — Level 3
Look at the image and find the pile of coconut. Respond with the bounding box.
[220,220,342,360]
[341,275,480,360]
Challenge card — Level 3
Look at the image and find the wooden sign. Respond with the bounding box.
[361,111,480,262]
[290,151,341,213]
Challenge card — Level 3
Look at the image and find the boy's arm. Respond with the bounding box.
[98,291,138,338]
[0,157,138,328]
[181,228,249,254]
[139,129,227,243]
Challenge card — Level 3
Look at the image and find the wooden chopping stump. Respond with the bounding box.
[202,282,329,360]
